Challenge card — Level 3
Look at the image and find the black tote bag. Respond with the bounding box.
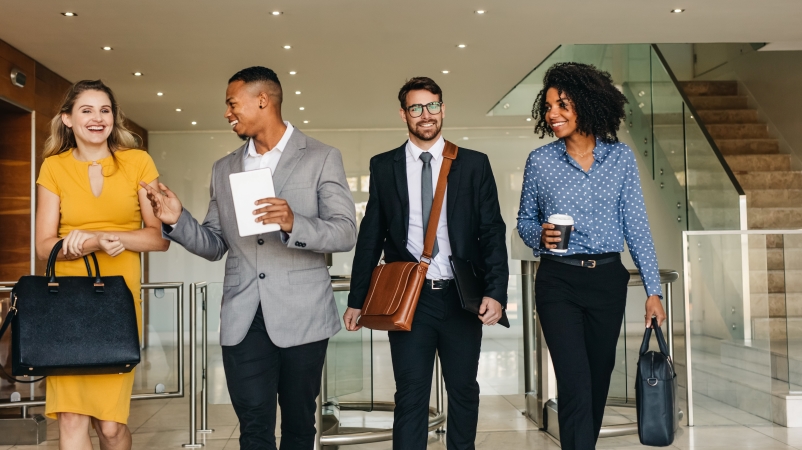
[0,240,140,378]
[636,318,678,447]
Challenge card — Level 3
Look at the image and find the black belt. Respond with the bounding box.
[423,279,452,290]
[541,254,619,269]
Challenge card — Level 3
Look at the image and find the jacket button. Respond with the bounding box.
[258,239,264,245]
[259,273,265,279]
[402,239,407,245]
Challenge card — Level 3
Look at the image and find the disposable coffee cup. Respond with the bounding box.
[548,214,574,253]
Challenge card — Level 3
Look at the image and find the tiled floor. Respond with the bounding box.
[3,337,802,449]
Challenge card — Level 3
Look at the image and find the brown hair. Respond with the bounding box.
[43,80,141,158]
[397,77,443,109]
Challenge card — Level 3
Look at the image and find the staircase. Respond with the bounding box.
[681,81,802,423]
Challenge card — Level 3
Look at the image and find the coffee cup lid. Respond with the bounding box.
[548,214,574,226]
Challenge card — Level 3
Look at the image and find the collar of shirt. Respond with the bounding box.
[557,137,611,167]
[406,136,445,162]
[245,121,294,159]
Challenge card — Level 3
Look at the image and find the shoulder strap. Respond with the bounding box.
[421,141,458,264]
[0,293,45,384]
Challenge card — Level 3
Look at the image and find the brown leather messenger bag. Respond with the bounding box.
[357,141,458,331]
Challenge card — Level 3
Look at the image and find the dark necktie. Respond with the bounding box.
[419,152,439,258]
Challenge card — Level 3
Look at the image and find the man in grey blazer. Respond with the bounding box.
[142,66,357,450]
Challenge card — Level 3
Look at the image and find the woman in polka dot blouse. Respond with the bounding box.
[517,62,666,450]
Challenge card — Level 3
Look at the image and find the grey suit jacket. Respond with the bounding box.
[165,129,357,347]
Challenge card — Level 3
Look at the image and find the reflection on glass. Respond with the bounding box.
[133,287,181,396]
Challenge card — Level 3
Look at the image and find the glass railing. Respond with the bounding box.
[683,230,802,427]
[489,43,746,231]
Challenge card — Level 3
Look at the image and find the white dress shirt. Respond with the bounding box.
[405,137,453,280]
[243,121,294,173]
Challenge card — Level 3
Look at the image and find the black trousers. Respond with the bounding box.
[535,255,629,450]
[388,283,483,450]
[222,305,329,450]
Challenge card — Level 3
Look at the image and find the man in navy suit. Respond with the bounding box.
[344,77,509,449]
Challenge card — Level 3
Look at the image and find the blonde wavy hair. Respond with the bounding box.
[43,80,141,158]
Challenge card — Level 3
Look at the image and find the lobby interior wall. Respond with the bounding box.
[147,126,683,340]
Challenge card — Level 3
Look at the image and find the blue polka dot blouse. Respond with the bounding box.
[517,138,663,297]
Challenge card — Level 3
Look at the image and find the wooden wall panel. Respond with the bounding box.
[0,108,32,281]
[0,40,35,111]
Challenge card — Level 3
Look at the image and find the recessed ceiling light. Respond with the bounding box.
[157,92,164,96]
[442,70,449,74]
[289,71,297,75]
[102,46,112,51]
[271,11,282,15]
[475,10,485,14]
[303,120,309,124]
[175,108,182,112]
[671,8,685,13]
[133,72,142,76]
[299,107,305,110]
[457,44,466,48]
[295,91,301,95]
[283,45,292,49]
[191,121,197,125]
[526,118,532,121]
[61,12,77,16]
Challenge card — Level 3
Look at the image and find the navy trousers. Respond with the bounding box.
[388,283,484,450]
[535,255,629,450]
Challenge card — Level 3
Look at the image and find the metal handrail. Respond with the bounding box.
[0,282,185,408]
[651,44,746,196]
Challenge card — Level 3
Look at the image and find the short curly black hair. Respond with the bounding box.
[531,62,627,144]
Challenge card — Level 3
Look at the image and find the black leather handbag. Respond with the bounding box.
[636,318,678,446]
[0,240,140,379]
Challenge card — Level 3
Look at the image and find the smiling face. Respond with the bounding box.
[399,89,445,142]
[225,80,268,140]
[61,90,114,147]
[544,87,579,139]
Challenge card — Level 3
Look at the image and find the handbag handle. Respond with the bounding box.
[45,240,104,293]
[639,317,670,357]
[420,141,458,265]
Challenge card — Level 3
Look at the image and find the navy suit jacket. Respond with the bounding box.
[348,142,508,309]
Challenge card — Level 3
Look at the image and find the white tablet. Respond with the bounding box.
[229,168,281,237]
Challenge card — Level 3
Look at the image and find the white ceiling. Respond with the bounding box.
[1,0,801,132]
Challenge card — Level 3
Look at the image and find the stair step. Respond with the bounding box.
[680,80,739,96]
[746,189,802,208]
[698,109,760,124]
[707,123,769,139]
[747,207,802,229]
[753,316,802,340]
[687,95,749,110]
[726,154,790,172]
[736,171,802,190]
[716,139,780,155]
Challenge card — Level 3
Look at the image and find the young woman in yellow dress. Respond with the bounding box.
[35,80,169,450]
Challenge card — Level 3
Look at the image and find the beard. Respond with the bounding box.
[408,119,442,142]
[237,133,248,141]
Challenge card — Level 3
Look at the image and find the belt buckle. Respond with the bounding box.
[582,259,597,269]
[431,279,444,290]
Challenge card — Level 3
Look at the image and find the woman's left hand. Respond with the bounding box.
[62,230,96,258]
[645,295,666,327]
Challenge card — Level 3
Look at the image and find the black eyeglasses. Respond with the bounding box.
[406,101,443,118]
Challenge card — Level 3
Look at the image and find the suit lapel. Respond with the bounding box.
[228,142,247,174]
[392,144,410,235]
[446,147,462,222]
[273,129,307,195]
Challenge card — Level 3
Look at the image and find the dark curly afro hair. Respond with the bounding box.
[531,62,627,144]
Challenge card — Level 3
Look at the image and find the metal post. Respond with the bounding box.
[435,352,445,434]
[521,260,540,425]
[183,283,202,448]
[665,281,674,361]
[321,356,328,406]
[199,284,212,433]
[178,283,185,398]
[682,232,694,426]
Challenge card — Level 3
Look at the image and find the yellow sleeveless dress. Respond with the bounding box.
[36,149,159,424]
